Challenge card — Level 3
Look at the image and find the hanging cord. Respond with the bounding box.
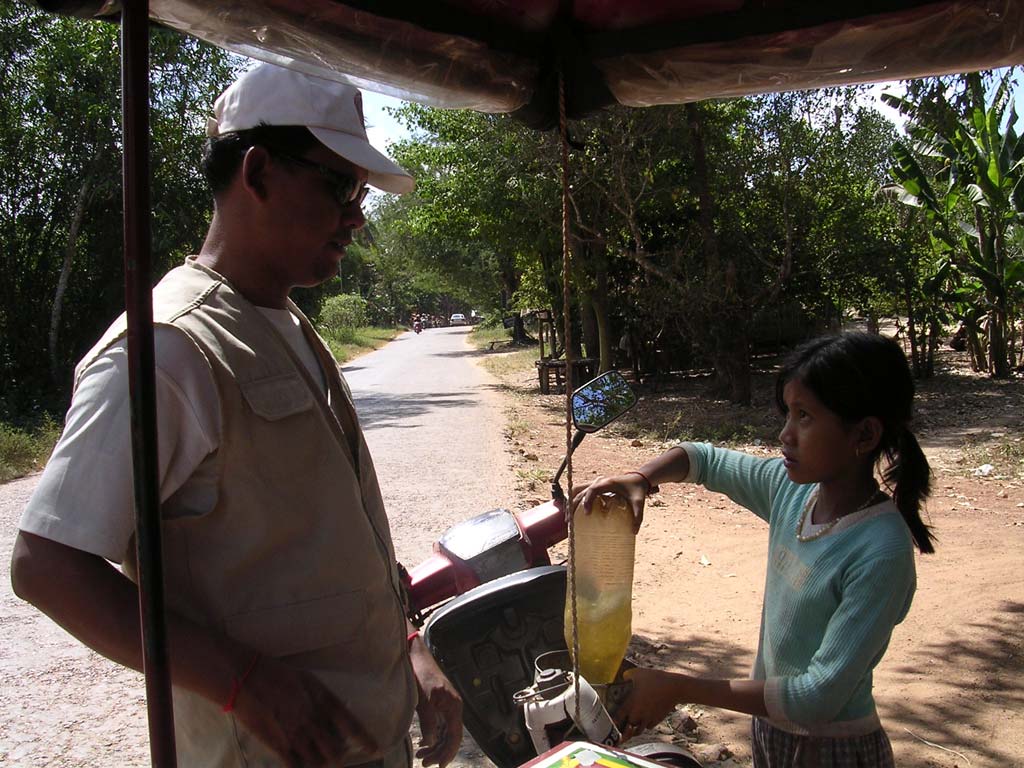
[557,67,582,731]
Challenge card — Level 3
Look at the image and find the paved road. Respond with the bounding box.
[0,325,512,766]
[344,324,514,766]
[345,325,514,565]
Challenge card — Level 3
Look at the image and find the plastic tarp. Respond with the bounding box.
[65,0,1020,127]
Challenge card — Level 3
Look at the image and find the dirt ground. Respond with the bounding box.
[1,342,1021,767]
[494,346,1024,768]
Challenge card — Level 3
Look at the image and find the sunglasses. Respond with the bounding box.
[272,150,369,208]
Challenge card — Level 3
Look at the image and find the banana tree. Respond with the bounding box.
[882,71,1024,377]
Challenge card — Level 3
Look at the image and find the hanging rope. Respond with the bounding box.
[557,67,582,730]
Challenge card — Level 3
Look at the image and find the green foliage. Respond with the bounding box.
[515,466,550,493]
[479,347,539,382]
[318,293,369,343]
[320,325,404,363]
[0,417,60,484]
[370,76,1024,394]
[383,104,562,318]
[474,312,506,330]
[467,324,512,348]
[372,86,924,399]
[881,69,1024,377]
[0,4,241,416]
[960,433,1024,480]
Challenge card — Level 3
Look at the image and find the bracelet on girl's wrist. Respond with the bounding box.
[626,470,659,495]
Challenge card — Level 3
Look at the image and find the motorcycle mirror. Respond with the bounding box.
[552,371,637,500]
[571,370,637,433]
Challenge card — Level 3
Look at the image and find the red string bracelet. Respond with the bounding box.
[222,652,261,713]
[626,470,659,495]
[407,629,420,647]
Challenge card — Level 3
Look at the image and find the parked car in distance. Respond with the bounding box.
[450,313,468,326]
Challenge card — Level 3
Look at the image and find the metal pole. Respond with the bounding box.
[121,1,177,764]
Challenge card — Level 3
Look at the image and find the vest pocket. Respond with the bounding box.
[223,589,368,658]
[240,373,314,420]
[239,372,325,482]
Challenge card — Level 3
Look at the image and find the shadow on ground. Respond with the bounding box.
[624,605,1024,766]
[884,600,1024,767]
[431,348,493,359]
[627,630,752,684]
[914,371,1024,448]
[517,355,1024,463]
[352,391,480,430]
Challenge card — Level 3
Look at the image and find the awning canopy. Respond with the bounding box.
[40,0,1024,128]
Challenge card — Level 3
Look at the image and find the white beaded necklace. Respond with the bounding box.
[796,483,882,543]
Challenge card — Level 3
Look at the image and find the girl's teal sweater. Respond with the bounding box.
[680,443,916,736]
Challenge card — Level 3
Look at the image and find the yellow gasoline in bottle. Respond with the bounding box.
[564,493,636,686]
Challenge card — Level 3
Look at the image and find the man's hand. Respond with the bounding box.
[232,654,377,767]
[12,532,379,766]
[409,637,463,767]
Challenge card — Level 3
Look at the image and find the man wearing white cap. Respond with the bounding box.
[12,64,461,768]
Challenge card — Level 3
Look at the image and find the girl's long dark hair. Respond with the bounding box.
[775,332,936,553]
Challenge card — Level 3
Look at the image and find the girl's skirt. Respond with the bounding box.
[751,717,896,768]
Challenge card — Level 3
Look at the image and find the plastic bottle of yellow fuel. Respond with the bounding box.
[564,493,636,686]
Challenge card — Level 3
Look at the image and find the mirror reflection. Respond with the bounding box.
[571,371,637,434]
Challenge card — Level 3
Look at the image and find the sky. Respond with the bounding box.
[360,83,913,154]
[361,70,1021,153]
[358,73,1024,202]
[362,91,413,155]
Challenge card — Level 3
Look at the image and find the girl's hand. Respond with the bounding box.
[616,668,688,740]
[570,473,651,532]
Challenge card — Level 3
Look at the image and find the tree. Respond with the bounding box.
[372,85,935,401]
[0,4,240,418]
[385,105,562,344]
[883,70,1024,377]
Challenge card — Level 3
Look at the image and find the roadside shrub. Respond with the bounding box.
[478,312,505,329]
[318,294,369,344]
[0,417,60,484]
[365,298,396,327]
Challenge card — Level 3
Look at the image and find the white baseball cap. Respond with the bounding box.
[207,63,414,195]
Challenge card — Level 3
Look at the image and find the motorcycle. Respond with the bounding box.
[413,320,423,334]
[399,371,702,768]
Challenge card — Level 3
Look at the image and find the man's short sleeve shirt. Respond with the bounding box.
[19,326,220,563]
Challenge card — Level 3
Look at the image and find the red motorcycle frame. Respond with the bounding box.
[402,501,567,624]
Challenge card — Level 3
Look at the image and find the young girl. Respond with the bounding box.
[573,331,935,767]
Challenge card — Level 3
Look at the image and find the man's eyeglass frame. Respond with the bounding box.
[270,150,370,208]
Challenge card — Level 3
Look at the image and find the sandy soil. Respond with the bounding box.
[0,474,152,767]
[496,350,1024,768]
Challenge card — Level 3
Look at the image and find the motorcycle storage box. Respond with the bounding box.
[422,565,567,768]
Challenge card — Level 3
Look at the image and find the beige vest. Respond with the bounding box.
[77,260,416,767]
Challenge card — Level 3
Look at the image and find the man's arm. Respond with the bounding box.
[407,619,463,768]
[11,531,376,766]
[11,531,239,696]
